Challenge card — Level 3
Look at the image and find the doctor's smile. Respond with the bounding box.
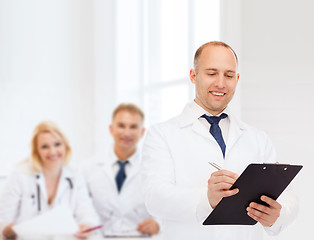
[210,91,225,96]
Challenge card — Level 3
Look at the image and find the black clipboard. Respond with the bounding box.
[203,163,302,225]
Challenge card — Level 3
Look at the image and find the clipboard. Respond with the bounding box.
[203,163,302,225]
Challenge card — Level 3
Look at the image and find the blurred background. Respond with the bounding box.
[0,0,313,239]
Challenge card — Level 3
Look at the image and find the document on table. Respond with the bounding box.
[103,229,151,238]
[13,205,79,236]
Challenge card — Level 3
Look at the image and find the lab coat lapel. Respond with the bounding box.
[124,160,140,185]
[102,161,116,187]
[35,173,48,205]
[225,113,246,156]
[54,167,72,204]
[179,103,216,142]
[101,149,118,188]
[191,120,216,141]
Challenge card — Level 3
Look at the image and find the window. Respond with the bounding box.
[116,0,220,126]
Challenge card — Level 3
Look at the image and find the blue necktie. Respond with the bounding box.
[115,160,128,192]
[202,113,228,158]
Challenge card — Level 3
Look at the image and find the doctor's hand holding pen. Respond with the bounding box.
[73,224,92,239]
[207,162,239,209]
[74,224,103,239]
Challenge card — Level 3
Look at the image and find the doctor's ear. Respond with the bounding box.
[141,128,146,137]
[190,69,196,84]
[109,125,113,136]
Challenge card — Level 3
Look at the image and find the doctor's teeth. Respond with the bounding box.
[212,92,224,96]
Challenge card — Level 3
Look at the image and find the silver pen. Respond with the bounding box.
[208,162,223,170]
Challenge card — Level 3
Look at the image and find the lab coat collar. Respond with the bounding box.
[178,101,247,131]
[33,166,73,181]
[178,102,248,155]
[54,167,73,204]
[94,146,140,167]
[95,147,141,189]
[33,166,73,206]
[109,147,140,167]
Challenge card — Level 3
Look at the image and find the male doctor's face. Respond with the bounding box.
[190,45,239,116]
[110,110,145,153]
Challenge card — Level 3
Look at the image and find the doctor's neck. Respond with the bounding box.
[114,145,136,162]
[42,165,62,179]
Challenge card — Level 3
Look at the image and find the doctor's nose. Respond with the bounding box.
[123,127,132,136]
[215,74,225,89]
[48,146,58,155]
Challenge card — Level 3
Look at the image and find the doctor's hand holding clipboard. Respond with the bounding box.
[207,162,283,227]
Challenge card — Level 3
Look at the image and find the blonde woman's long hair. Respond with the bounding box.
[30,121,72,173]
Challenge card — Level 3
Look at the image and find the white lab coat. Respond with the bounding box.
[0,161,99,238]
[142,102,298,240]
[83,149,157,235]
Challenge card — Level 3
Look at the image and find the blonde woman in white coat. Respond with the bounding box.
[0,121,99,239]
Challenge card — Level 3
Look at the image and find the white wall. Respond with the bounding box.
[92,0,117,152]
[0,0,96,175]
[238,0,314,239]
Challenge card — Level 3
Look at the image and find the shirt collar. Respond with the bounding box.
[110,148,139,167]
[33,165,73,180]
[191,100,231,118]
[179,101,231,127]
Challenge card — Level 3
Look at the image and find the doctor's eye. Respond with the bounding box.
[130,124,139,129]
[40,144,49,149]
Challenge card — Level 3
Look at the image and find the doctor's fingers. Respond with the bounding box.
[208,185,239,198]
[74,224,91,239]
[137,220,159,235]
[208,175,238,185]
[3,223,17,239]
[208,182,233,192]
[138,224,155,235]
[246,206,278,227]
[74,231,90,239]
[210,170,239,180]
[260,195,282,210]
[248,201,281,219]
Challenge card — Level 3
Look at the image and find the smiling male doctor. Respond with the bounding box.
[84,104,159,237]
[142,41,297,240]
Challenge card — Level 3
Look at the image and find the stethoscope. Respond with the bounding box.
[32,174,73,212]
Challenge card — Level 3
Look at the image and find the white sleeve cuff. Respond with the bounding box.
[196,188,213,223]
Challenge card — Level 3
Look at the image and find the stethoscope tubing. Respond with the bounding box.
[35,175,73,212]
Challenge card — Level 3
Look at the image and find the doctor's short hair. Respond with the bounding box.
[193,41,238,71]
[112,103,145,123]
[30,121,72,173]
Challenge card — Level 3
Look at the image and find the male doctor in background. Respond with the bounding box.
[142,41,298,240]
[83,103,159,237]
